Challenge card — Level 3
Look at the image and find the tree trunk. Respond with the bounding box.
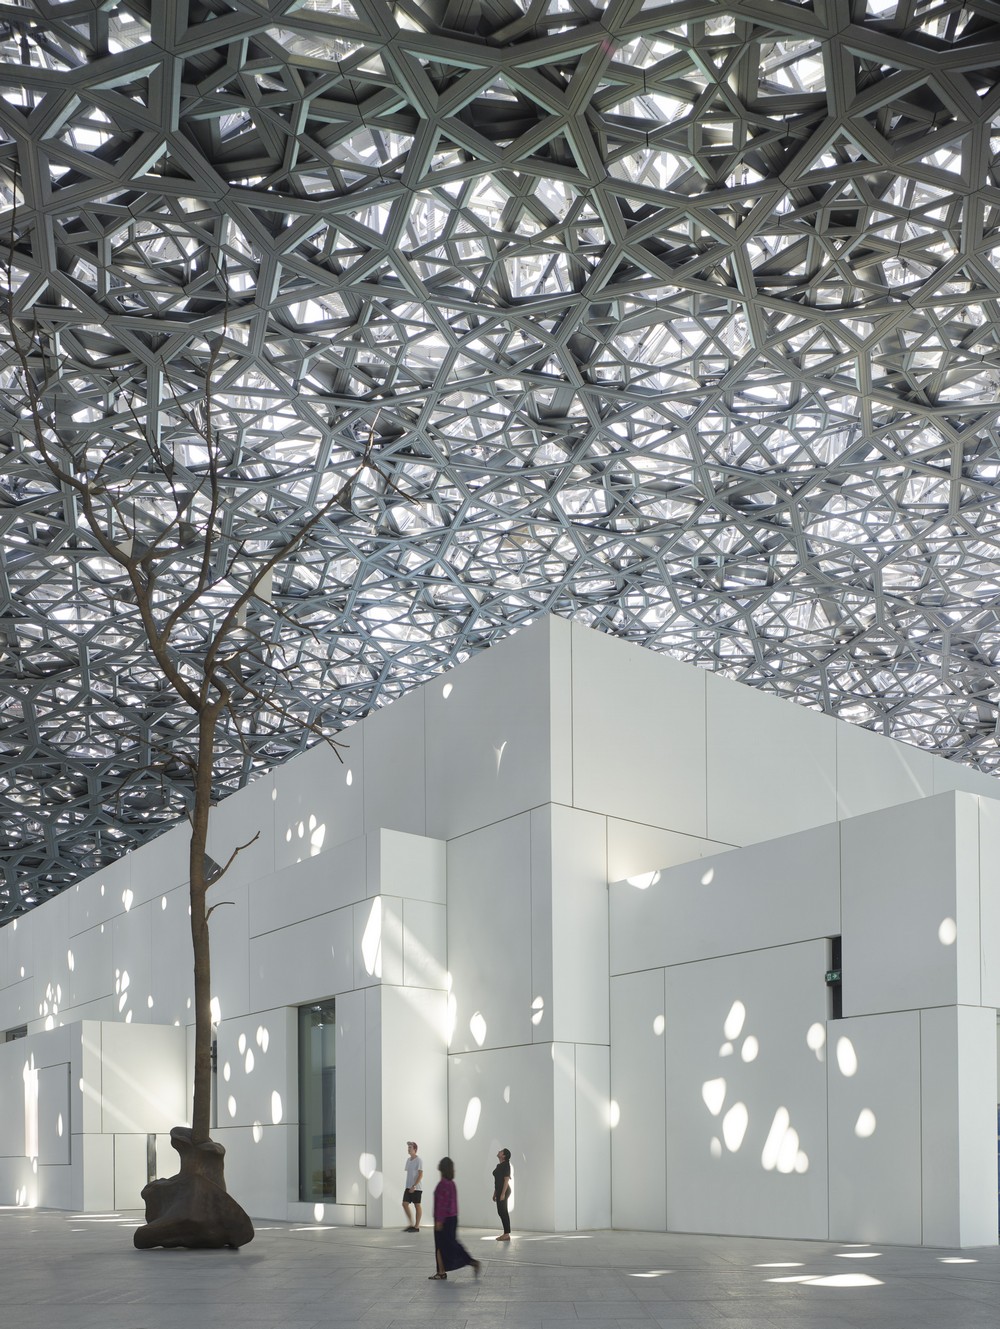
[189,707,217,1145]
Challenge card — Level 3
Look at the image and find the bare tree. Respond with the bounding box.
[0,201,380,1244]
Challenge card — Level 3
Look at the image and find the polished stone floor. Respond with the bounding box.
[3,1207,999,1329]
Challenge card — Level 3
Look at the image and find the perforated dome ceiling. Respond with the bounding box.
[2,0,1000,916]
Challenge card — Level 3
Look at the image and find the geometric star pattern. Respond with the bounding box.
[2,0,1000,916]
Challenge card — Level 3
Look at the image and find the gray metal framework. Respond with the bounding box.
[2,0,1000,915]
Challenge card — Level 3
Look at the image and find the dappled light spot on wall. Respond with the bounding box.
[187,998,192,1010]
[469,1011,487,1046]
[314,1203,325,1222]
[362,898,383,978]
[723,1001,746,1040]
[531,996,544,1026]
[256,1026,270,1052]
[719,1042,733,1057]
[368,1170,383,1198]
[122,888,134,912]
[161,896,167,911]
[938,917,957,946]
[723,1102,749,1152]
[608,1099,622,1128]
[57,1114,63,1138]
[442,682,453,699]
[493,740,508,777]
[245,1049,255,1074]
[210,997,221,1024]
[359,1153,376,1179]
[223,1062,231,1082]
[67,949,74,971]
[761,1107,804,1173]
[125,1010,133,1023]
[147,995,154,1009]
[252,1121,263,1144]
[709,1136,722,1159]
[238,1033,247,1055]
[741,1036,759,1063]
[836,1036,858,1077]
[503,1085,511,1103]
[100,885,105,897]
[227,1095,237,1118]
[346,769,353,787]
[700,868,714,886]
[702,1077,726,1116]
[627,871,660,890]
[854,1108,877,1139]
[463,1096,482,1140]
[653,1015,665,1036]
[806,1023,825,1056]
[271,1091,283,1124]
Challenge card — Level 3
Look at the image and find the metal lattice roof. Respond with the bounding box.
[2,0,1000,916]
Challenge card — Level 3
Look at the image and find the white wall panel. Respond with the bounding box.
[448,1042,556,1232]
[363,687,426,837]
[111,901,152,1025]
[274,740,363,873]
[357,896,403,989]
[574,1042,611,1229]
[69,855,130,936]
[0,1041,26,1156]
[400,899,447,991]
[841,793,971,1016]
[571,623,708,837]
[249,905,354,1010]
[30,893,70,1029]
[215,1123,296,1220]
[547,805,609,1045]
[335,988,367,1210]
[38,1163,72,1211]
[609,969,666,1231]
[607,820,723,885]
[827,1012,921,1244]
[149,885,194,1028]
[114,1132,149,1210]
[0,977,35,1033]
[37,1062,70,1165]
[371,830,446,903]
[78,1132,115,1211]
[553,1041,577,1230]
[611,822,840,977]
[206,773,275,888]
[125,825,188,910]
[836,723,935,820]
[379,985,449,1225]
[364,986,383,1226]
[100,1023,186,1134]
[250,836,366,938]
[932,756,1000,801]
[706,674,838,846]
[209,879,250,1023]
[68,923,113,1010]
[921,1005,998,1248]
[664,942,829,1239]
[426,618,568,840]
[447,815,533,1054]
[216,1007,295,1132]
[981,797,1000,1009]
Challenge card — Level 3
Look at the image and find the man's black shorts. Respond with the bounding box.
[404,1187,422,1203]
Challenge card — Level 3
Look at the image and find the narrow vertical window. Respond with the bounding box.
[299,1001,336,1202]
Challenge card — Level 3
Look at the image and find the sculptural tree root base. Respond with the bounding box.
[133,1126,255,1251]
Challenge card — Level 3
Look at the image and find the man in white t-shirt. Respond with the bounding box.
[402,1141,424,1232]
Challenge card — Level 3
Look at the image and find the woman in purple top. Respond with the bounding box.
[429,1157,480,1280]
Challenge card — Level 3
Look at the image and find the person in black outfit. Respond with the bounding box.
[492,1147,511,1240]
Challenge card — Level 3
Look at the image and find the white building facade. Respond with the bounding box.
[0,616,997,1244]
